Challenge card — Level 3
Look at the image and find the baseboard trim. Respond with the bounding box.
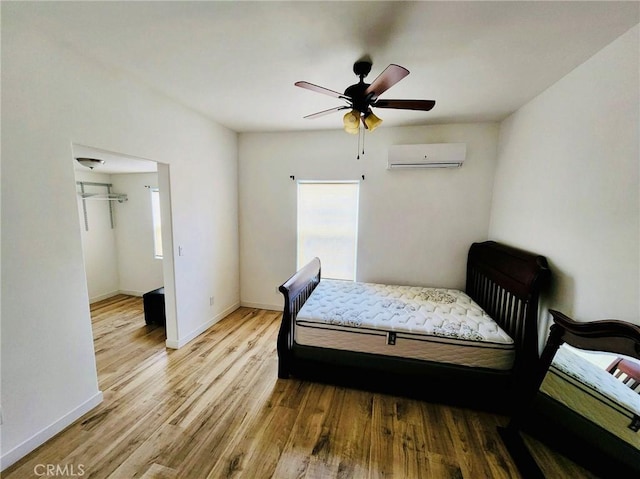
[165,302,240,349]
[239,301,282,312]
[89,290,145,304]
[89,291,120,304]
[1,391,103,471]
[118,289,144,297]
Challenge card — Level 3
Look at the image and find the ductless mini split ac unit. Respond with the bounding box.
[387,143,466,169]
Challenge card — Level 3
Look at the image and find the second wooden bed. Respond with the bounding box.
[500,309,640,478]
[277,241,550,411]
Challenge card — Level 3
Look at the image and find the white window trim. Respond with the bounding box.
[150,187,163,259]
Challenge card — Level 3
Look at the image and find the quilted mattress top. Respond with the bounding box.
[296,279,514,346]
[551,345,640,416]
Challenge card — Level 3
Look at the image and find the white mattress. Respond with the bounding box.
[541,345,640,448]
[294,279,515,370]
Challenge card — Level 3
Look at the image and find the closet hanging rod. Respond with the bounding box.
[78,192,128,202]
[76,181,128,202]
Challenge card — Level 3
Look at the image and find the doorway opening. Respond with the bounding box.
[72,144,177,353]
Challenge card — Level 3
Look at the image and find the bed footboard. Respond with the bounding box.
[277,257,320,378]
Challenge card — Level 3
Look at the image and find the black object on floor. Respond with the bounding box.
[143,287,165,326]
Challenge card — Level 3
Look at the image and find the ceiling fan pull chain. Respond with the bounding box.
[356,125,366,160]
[362,128,366,157]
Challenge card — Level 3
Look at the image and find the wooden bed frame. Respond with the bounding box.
[277,241,550,411]
[500,310,640,478]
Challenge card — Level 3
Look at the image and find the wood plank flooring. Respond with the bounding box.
[3,295,599,479]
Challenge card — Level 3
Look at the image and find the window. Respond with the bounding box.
[150,188,163,259]
[297,181,359,280]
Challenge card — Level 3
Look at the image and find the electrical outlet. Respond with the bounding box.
[209,296,214,306]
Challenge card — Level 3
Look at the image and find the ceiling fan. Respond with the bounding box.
[295,60,436,134]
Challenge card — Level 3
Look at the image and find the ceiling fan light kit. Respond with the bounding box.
[363,111,382,132]
[343,110,361,134]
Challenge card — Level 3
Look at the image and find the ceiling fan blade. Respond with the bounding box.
[303,106,350,119]
[372,99,436,111]
[295,81,351,100]
[364,64,409,98]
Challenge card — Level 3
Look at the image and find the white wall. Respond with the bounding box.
[489,25,639,324]
[239,123,499,309]
[111,173,164,296]
[1,7,239,469]
[75,170,121,302]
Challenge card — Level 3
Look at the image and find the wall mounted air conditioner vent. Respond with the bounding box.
[387,143,466,169]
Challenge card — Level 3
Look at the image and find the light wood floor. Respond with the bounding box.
[4,295,598,479]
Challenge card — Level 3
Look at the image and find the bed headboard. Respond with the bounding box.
[466,241,550,371]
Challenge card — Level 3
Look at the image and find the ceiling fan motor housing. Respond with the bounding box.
[344,82,373,113]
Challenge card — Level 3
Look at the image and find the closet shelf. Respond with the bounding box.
[76,180,128,230]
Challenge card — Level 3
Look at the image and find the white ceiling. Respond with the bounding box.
[9,1,640,137]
